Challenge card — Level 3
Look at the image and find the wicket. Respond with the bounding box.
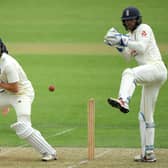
[88,98,95,160]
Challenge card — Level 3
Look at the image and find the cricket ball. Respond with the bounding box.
[48,85,55,92]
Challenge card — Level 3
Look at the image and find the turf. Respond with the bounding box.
[0,147,168,168]
[0,0,167,150]
[0,54,167,149]
[0,0,168,43]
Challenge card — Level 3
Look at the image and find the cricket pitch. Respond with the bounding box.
[0,147,167,168]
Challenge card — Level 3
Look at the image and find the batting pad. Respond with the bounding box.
[11,122,56,155]
[11,121,33,139]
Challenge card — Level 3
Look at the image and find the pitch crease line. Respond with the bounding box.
[0,127,75,156]
[67,149,111,168]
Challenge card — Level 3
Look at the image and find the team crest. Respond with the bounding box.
[126,9,129,16]
[141,30,147,37]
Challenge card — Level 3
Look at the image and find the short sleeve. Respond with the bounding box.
[5,64,19,83]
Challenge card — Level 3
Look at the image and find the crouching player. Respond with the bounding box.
[0,39,56,161]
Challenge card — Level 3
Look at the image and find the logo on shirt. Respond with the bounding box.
[18,100,22,103]
[141,30,147,37]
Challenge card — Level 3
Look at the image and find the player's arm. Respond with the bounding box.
[0,81,19,93]
[104,26,151,54]
[104,27,132,60]
[0,64,19,93]
[127,28,150,54]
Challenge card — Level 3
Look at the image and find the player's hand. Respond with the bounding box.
[104,27,121,46]
[104,27,130,47]
[104,34,122,46]
[105,27,119,37]
[105,34,130,47]
[119,35,130,46]
[116,46,124,52]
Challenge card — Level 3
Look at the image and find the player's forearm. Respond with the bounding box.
[121,48,132,60]
[127,40,147,54]
[0,82,19,93]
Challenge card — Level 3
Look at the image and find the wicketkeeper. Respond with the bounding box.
[104,7,167,162]
[0,39,56,161]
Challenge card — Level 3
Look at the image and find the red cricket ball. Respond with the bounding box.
[48,85,55,92]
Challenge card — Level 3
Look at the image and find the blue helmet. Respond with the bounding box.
[0,39,8,55]
[121,7,142,30]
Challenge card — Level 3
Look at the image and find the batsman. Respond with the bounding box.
[104,7,167,162]
[0,39,56,161]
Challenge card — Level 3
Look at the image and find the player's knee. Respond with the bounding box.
[122,68,136,80]
[122,68,133,76]
[122,68,137,85]
[17,115,31,126]
[10,121,33,139]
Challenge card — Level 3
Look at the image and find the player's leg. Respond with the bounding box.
[108,68,136,113]
[118,68,137,103]
[135,86,150,162]
[0,92,11,114]
[108,63,166,113]
[11,121,57,161]
[143,84,161,162]
[138,111,146,158]
[135,84,161,162]
[11,95,56,161]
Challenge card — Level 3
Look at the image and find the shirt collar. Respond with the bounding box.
[0,53,8,63]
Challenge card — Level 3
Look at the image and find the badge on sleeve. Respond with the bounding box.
[141,30,147,37]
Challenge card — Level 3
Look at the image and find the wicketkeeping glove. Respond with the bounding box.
[119,35,130,47]
[104,27,120,46]
[104,27,130,47]
[105,34,130,47]
[104,27,119,37]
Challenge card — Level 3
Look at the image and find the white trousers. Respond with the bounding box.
[119,61,167,103]
[0,91,56,156]
[118,61,167,155]
[0,92,34,121]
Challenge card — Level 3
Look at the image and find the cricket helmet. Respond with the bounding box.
[121,7,142,30]
[0,39,8,55]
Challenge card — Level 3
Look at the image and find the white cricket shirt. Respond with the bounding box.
[122,24,162,65]
[0,53,34,95]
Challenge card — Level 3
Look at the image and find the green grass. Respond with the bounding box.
[0,0,167,149]
[0,0,168,43]
[0,54,167,148]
